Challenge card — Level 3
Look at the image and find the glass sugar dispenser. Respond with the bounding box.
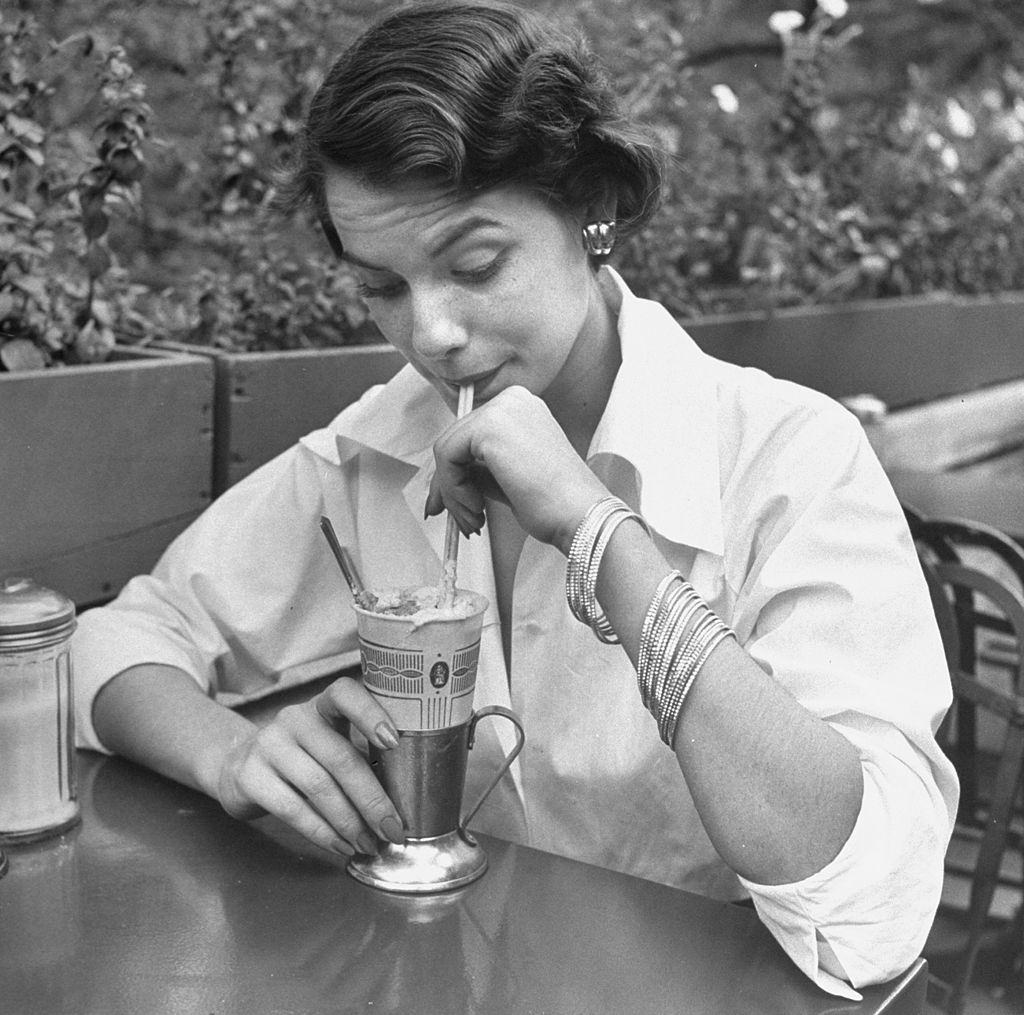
[0,577,80,847]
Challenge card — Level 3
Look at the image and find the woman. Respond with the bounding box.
[74,1,957,997]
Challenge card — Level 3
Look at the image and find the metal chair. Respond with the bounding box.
[905,508,1024,827]
[913,531,1024,1014]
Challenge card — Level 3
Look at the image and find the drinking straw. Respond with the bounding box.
[319,515,374,609]
[439,382,475,607]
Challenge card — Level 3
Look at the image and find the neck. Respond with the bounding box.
[545,270,621,457]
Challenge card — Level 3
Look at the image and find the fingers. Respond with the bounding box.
[425,467,487,534]
[425,417,488,529]
[273,712,403,853]
[314,676,399,752]
[425,386,604,547]
[226,740,359,857]
[219,682,409,858]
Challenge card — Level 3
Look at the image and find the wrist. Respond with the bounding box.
[553,483,613,557]
[189,708,256,803]
[565,496,652,644]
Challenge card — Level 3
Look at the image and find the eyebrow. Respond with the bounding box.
[338,215,506,272]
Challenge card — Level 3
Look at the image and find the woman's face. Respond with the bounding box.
[323,170,611,411]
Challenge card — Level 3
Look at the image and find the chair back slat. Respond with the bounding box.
[905,507,1024,1014]
[929,560,1024,700]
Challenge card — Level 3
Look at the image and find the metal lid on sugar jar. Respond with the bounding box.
[0,577,76,649]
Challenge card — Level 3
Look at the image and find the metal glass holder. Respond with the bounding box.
[348,829,488,893]
[347,705,524,894]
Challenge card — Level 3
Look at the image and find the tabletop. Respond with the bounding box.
[0,749,927,1015]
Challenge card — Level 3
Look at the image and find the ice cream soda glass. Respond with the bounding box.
[349,586,524,892]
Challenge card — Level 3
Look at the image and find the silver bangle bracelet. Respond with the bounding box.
[635,570,736,747]
[565,495,650,644]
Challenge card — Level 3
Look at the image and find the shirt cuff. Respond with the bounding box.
[737,752,943,998]
[72,605,211,753]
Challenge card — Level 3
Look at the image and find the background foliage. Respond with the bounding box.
[2,0,1024,367]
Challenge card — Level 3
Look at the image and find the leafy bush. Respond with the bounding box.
[0,15,153,369]
[594,1,1024,316]
[3,0,1024,369]
[104,0,381,352]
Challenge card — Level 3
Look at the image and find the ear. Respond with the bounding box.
[583,189,618,227]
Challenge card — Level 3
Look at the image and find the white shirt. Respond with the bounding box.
[73,269,958,999]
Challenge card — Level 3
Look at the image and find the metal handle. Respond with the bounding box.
[458,705,525,839]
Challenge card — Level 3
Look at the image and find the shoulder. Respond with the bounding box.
[300,364,444,467]
[706,355,866,482]
[706,359,898,567]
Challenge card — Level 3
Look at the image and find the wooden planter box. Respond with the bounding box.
[151,291,1024,499]
[155,343,405,496]
[682,291,1024,478]
[0,346,214,608]
[683,292,1024,410]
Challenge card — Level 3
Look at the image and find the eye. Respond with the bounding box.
[453,253,505,286]
[356,278,406,301]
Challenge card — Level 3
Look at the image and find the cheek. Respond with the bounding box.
[503,253,590,339]
[531,265,592,340]
[364,302,411,353]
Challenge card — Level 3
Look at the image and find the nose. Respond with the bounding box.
[409,286,470,362]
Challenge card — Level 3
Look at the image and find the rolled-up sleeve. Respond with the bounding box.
[73,444,362,752]
[726,405,959,996]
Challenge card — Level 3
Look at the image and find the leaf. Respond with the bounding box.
[41,325,65,351]
[0,338,47,372]
[72,320,115,364]
[81,198,109,241]
[84,242,112,279]
[108,147,144,183]
[5,113,45,145]
[10,275,48,306]
[0,201,35,223]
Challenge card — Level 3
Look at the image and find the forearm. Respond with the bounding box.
[92,664,257,801]
[593,520,863,886]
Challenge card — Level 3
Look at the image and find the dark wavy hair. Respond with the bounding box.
[279,0,666,260]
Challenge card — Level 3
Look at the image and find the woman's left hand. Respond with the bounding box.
[425,385,609,554]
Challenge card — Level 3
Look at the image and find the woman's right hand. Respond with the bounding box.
[216,676,407,857]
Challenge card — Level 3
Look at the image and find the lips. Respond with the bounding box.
[444,366,501,399]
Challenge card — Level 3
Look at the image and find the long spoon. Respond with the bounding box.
[319,515,375,609]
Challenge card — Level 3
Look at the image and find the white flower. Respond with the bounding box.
[711,84,739,114]
[817,0,848,18]
[981,88,1002,111]
[945,98,976,138]
[998,104,1024,144]
[768,10,805,35]
[940,145,960,173]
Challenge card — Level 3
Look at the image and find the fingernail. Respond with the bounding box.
[374,721,400,750]
[331,837,354,857]
[380,815,406,845]
[357,832,378,855]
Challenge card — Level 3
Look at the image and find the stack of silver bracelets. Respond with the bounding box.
[565,496,736,748]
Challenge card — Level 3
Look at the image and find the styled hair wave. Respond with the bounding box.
[279,0,666,257]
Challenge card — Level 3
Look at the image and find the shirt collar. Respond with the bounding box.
[300,361,447,471]
[589,268,724,556]
[302,267,724,556]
